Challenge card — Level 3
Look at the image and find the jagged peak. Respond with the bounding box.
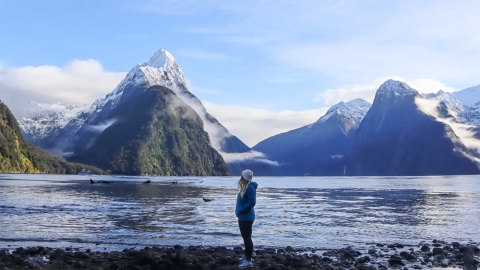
[92,48,189,115]
[375,79,418,101]
[436,89,446,95]
[143,48,178,70]
[318,98,371,123]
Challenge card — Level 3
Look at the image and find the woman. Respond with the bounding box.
[235,169,257,268]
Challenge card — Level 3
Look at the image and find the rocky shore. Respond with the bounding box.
[0,240,479,270]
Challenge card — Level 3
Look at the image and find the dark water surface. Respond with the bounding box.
[1,174,479,251]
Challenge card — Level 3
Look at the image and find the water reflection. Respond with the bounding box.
[0,176,479,251]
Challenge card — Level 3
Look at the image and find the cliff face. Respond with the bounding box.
[350,80,479,176]
[68,86,231,176]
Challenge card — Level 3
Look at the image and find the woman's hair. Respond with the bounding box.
[237,177,250,197]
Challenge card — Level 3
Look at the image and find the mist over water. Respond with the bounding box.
[0,174,479,252]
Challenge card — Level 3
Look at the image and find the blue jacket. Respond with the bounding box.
[235,182,257,221]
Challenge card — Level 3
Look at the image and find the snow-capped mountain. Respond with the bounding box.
[452,85,480,108]
[423,90,478,124]
[20,102,88,143]
[19,48,273,175]
[351,79,479,175]
[87,49,189,118]
[316,98,371,133]
[253,98,371,176]
[453,85,480,127]
[422,87,480,158]
[374,80,418,101]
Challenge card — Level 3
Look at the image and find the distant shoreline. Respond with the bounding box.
[1,241,479,270]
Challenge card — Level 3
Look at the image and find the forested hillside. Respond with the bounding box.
[0,100,104,174]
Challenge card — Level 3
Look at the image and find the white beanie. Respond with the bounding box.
[241,169,253,181]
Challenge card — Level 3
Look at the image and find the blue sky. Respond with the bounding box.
[1,0,480,146]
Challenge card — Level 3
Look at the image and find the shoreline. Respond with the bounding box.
[1,241,479,270]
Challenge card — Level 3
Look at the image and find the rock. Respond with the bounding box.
[54,248,66,254]
[109,262,120,269]
[215,246,228,254]
[300,258,311,268]
[406,253,418,261]
[322,256,332,263]
[26,247,38,255]
[192,263,205,270]
[133,251,153,265]
[451,242,461,249]
[49,252,62,260]
[175,248,188,262]
[74,252,90,259]
[388,255,405,266]
[285,246,294,253]
[420,245,430,252]
[14,247,25,255]
[158,259,173,267]
[368,249,377,255]
[432,247,443,255]
[355,262,367,270]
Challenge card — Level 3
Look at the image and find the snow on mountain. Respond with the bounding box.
[19,48,268,166]
[452,85,480,108]
[423,89,480,126]
[84,49,188,117]
[19,101,88,140]
[318,98,371,123]
[108,49,235,154]
[18,49,189,146]
[420,88,480,158]
[423,90,464,118]
[374,79,418,101]
[451,85,480,127]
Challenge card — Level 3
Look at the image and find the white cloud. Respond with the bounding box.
[85,118,118,133]
[314,77,458,105]
[139,1,480,86]
[202,101,328,147]
[415,97,480,161]
[221,150,279,165]
[0,60,126,118]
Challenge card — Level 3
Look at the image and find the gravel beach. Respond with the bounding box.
[0,240,479,270]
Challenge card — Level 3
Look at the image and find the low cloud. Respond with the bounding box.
[220,150,279,165]
[315,77,457,105]
[415,97,480,160]
[85,118,118,133]
[0,60,126,118]
[202,101,328,147]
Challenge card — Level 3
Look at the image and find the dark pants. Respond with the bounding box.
[238,220,254,261]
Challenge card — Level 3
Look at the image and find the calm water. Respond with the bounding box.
[0,174,479,252]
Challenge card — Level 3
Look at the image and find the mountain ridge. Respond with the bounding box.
[18,48,272,175]
[350,80,479,176]
[0,100,104,174]
[68,86,231,176]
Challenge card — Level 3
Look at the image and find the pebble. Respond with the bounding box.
[0,241,478,269]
